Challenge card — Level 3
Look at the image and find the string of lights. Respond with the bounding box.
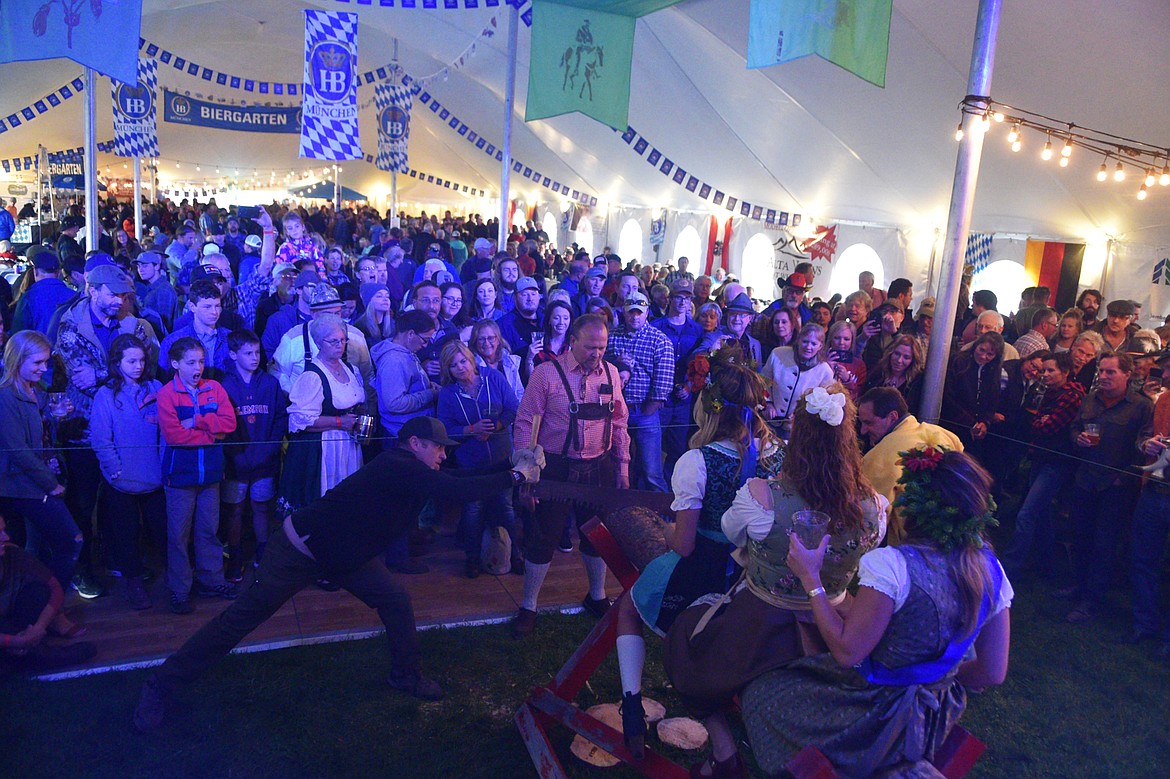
[956,95,1170,200]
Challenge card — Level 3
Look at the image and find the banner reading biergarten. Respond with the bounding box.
[300,9,361,161]
[112,57,160,158]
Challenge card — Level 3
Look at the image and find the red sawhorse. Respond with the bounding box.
[515,516,691,778]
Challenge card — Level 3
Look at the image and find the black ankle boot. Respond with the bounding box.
[620,691,646,760]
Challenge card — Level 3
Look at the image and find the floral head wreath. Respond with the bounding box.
[893,445,998,552]
[803,386,846,427]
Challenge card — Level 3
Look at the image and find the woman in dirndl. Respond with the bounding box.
[664,382,888,779]
[612,343,784,760]
[279,314,364,518]
[741,447,1012,777]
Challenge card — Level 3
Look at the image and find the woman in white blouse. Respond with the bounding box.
[761,323,835,431]
[278,314,365,517]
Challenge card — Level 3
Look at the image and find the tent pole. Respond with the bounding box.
[919,0,1002,425]
[133,158,143,242]
[391,38,399,228]
[83,68,99,253]
[36,145,43,230]
[150,158,157,205]
[498,1,519,249]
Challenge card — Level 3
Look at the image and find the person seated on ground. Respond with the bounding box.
[664,383,888,779]
[436,341,523,579]
[0,515,96,674]
[614,343,784,759]
[132,416,546,732]
[738,447,1012,778]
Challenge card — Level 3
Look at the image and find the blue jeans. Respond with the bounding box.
[1002,460,1071,575]
[1129,487,1170,638]
[659,398,694,486]
[461,488,520,564]
[627,408,668,492]
[0,495,82,588]
[1070,483,1136,605]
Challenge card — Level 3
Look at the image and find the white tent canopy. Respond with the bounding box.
[1,0,1168,316]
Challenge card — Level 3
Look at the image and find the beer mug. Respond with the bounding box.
[354,415,376,443]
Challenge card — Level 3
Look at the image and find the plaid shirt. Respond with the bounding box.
[1014,329,1049,359]
[607,323,675,406]
[1032,381,1086,437]
[234,270,273,331]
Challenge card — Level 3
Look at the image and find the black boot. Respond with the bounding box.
[620,691,646,760]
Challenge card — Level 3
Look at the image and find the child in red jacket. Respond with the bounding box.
[157,337,238,615]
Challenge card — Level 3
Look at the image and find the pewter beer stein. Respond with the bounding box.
[354,415,376,443]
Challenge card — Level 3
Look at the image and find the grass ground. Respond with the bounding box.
[3,573,1170,778]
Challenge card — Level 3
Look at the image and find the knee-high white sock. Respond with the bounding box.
[582,554,608,601]
[521,562,551,611]
[616,634,646,695]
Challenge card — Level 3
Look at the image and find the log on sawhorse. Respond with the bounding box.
[785,725,986,779]
[515,516,690,778]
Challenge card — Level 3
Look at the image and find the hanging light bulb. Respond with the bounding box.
[196,165,201,172]
[1114,160,1126,181]
[1011,138,1022,153]
[1097,157,1109,182]
[1061,137,1073,158]
[1059,156,1069,168]
[1040,133,1054,161]
[1145,168,1156,187]
[1007,123,1020,144]
[175,162,181,168]
[1138,183,1148,200]
[954,122,964,142]
[979,112,991,132]
[1160,163,1170,186]
[993,111,1005,123]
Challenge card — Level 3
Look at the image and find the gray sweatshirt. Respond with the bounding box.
[90,381,165,494]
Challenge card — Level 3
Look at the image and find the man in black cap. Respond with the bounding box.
[11,248,74,335]
[56,216,84,261]
[133,417,545,731]
[1094,299,1141,354]
[720,292,763,364]
[133,251,179,332]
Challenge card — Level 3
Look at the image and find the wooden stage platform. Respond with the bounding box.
[43,531,620,677]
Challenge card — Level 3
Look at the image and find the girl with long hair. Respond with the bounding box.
[864,334,926,413]
[941,331,1005,448]
[355,284,395,349]
[524,300,572,380]
[614,343,784,759]
[90,335,166,610]
[757,306,802,356]
[743,448,1011,776]
[469,278,505,322]
[0,331,83,594]
[666,382,889,779]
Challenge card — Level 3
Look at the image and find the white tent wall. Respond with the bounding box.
[1109,241,1170,328]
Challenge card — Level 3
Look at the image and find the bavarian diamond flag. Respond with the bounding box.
[375,82,415,173]
[300,9,361,161]
[112,58,159,158]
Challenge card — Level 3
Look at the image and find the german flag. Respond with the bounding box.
[1024,240,1085,312]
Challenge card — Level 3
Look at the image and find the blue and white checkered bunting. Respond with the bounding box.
[965,232,993,273]
[300,10,362,161]
[112,58,160,158]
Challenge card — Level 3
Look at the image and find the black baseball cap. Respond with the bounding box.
[398,416,459,446]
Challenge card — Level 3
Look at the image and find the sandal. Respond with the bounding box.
[690,751,748,779]
[620,691,646,760]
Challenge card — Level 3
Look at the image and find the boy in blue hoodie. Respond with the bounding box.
[158,337,239,614]
[220,329,288,582]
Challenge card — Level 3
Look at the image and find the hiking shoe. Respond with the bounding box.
[169,594,194,615]
[512,608,537,639]
[133,675,169,733]
[71,572,106,600]
[620,691,647,760]
[387,670,444,701]
[388,560,429,575]
[194,582,240,600]
[581,595,612,618]
[126,576,152,611]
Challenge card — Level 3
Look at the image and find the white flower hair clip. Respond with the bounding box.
[803,386,846,427]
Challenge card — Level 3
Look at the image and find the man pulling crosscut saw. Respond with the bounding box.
[512,313,632,639]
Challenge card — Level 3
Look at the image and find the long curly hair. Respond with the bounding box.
[870,334,925,387]
[778,382,873,531]
[690,343,778,456]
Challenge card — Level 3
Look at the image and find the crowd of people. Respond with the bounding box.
[1,193,1168,774]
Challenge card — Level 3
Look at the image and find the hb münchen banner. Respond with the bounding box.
[375,82,414,173]
[112,58,159,158]
[300,9,361,161]
[163,90,300,134]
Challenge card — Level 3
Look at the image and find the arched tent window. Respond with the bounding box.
[618,219,642,263]
[542,211,558,248]
[511,207,526,231]
[973,260,1031,315]
[673,225,701,266]
[574,218,594,257]
[827,243,885,300]
[740,233,778,303]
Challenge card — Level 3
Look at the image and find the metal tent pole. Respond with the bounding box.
[919,0,1003,424]
[498,1,519,249]
[83,68,100,252]
[133,158,143,241]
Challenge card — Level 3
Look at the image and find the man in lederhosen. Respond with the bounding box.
[512,313,631,638]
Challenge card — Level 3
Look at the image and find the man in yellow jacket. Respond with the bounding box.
[858,387,964,510]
